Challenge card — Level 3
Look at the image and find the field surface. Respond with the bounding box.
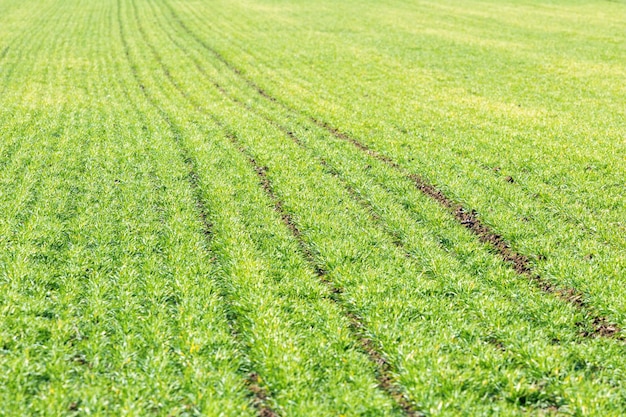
[1,0,626,415]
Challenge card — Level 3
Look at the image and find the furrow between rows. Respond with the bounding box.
[179,0,626,258]
[228,134,423,417]
[130,3,626,412]
[313,119,621,339]
[159,0,620,340]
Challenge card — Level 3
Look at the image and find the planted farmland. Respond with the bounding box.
[1,0,625,415]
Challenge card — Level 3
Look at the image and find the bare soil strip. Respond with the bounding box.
[118,3,280,415]
[160,1,622,339]
[316,124,622,339]
[227,133,424,417]
[313,115,620,338]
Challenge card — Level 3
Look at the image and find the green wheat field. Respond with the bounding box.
[1,0,625,415]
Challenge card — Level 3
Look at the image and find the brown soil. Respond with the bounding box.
[230,134,423,416]
[248,373,280,417]
[124,20,280,412]
[156,11,623,406]
[304,123,622,340]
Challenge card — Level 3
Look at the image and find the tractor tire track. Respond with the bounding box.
[135,5,424,414]
[146,5,620,339]
[226,132,424,417]
[452,150,620,254]
[310,118,621,339]
[158,0,621,339]
[116,2,278,415]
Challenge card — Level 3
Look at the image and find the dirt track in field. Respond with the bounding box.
[128,8,424,412]
[163,13,621,339]
[229,134,424,417]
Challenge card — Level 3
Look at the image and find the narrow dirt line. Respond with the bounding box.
[136,13,424,413]
[218,85,616,342]
[117,2,279,415]
[136,17,423,408]
[159,0,278,101]
[314,118,620,339]
[126,57,417,415]
[159,0,621,339]
[173,0,625,258]
[226,133,424,417]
